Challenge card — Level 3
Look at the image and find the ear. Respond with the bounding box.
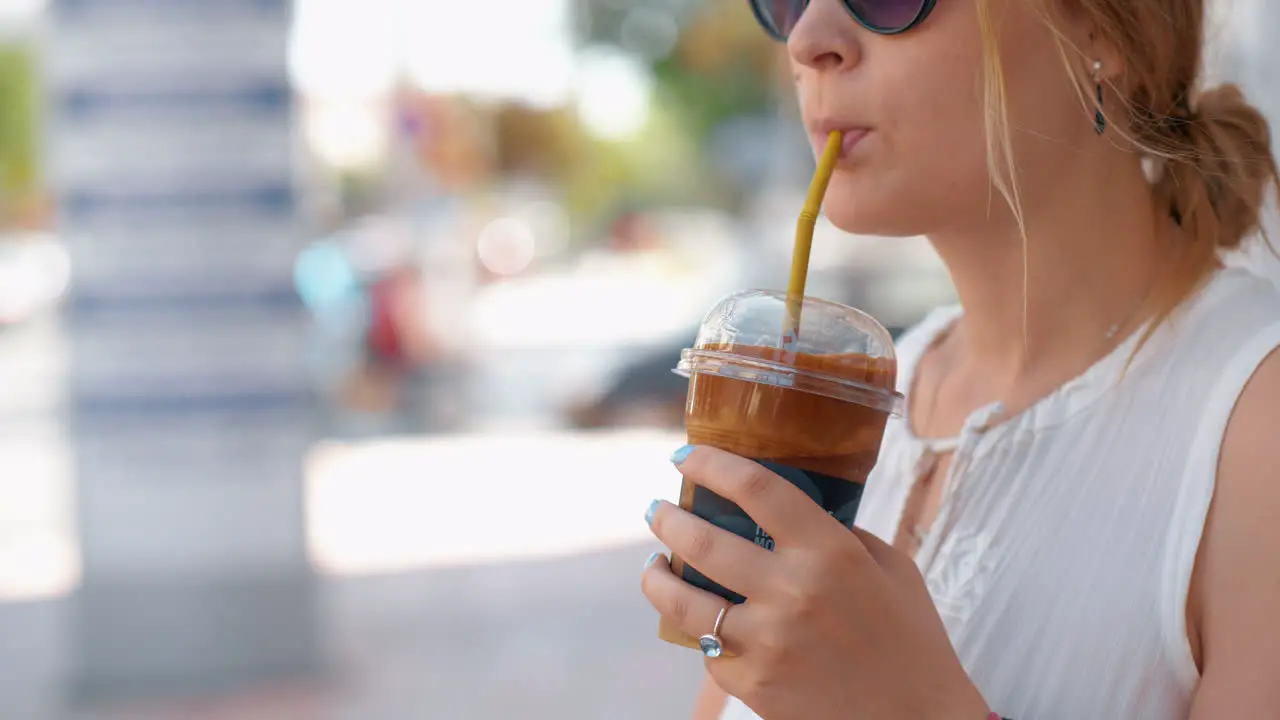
[1053,3,1125,82]
[1084,30,1125,83]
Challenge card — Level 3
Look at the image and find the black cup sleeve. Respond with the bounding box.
[679,459,865,604]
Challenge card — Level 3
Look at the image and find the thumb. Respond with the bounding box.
[849,525,901,567]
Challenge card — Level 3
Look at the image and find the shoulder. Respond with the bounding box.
[1201,337,1280,612]
[1189,323,1280,711]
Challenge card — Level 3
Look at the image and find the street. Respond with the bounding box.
[0,543,704,719]
[0,330,708,718]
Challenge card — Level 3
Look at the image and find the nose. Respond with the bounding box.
[787,0,863,72]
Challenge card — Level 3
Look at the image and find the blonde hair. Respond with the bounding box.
[976,0,1280,343]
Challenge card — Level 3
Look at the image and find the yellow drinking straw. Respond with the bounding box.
[784,130,844,347]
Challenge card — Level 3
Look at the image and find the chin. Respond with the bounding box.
[822,186,929,238]
[819,169,931,234]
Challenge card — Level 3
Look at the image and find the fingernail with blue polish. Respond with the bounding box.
[645,499,661,526]
[670,445,695,465]
[645,552,665,569]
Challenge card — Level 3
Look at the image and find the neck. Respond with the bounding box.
[928,157,1168,381]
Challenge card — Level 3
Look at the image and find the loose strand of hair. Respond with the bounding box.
[976,0,1032,353]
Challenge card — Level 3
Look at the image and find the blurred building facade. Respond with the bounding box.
[47,0,321,705]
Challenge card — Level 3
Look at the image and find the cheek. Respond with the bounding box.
[996,17,1094,178]
[1008,44,1087,131]
[891,56,992,190]
[824,47,993,235]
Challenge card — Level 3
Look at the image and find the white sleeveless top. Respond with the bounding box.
[722,267,1280,720]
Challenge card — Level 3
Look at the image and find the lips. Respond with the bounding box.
[808,123,871,160]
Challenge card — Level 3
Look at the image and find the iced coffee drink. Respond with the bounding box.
[659,289,903,650]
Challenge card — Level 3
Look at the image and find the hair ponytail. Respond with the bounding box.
[1152,84,1279,253]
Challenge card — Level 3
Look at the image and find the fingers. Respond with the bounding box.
[673,446,837,546]
[850,526,930,593]
[641,553,750,656]
[649,500,775,600]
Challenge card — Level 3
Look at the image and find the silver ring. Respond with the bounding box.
[698,606,730,658]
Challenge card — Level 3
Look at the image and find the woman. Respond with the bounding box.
[640,0,1280,718]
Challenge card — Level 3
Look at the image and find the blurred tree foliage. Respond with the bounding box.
[0,45,40,226]
[574,0,784,139]
[423,1,788,246]
[650,0,782,144]
[555,0,786,230]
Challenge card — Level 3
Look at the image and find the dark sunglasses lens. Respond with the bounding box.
[749,0,805,41]
[847,0,928,32]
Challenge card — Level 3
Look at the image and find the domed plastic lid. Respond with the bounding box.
[675,290,905,416]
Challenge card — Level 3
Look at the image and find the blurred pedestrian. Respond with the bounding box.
[342,263,434,427]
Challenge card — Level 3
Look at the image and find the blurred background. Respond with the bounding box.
[0,0,1273,717]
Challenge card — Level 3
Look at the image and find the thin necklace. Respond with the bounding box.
[1104,291,1151,340]
[916,272,1160,437]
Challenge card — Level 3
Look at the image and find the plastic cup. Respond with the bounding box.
[658,289,904,651]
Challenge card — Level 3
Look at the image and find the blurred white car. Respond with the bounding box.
[462,208,748,429]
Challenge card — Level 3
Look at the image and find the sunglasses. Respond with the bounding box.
[749,0,937,40]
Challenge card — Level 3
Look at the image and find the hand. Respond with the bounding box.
[642,446,990,720]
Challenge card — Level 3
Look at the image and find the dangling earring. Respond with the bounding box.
[1092,60,1107,135]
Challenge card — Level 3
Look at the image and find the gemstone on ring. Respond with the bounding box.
[698,634,724,658]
